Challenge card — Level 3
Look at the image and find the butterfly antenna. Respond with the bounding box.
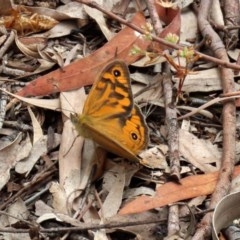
[63,135,79,157]
[52,84,76,113]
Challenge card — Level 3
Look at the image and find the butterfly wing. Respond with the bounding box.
[83,60,133,119]
[122,105,148,152]
[71,60,148,161]
[73,115,142,162]
[71,106,148,161]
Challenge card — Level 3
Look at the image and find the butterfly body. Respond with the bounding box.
[71,60,148,162]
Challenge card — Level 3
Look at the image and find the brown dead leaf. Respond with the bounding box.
[7,199,29,225]
[133,2,181,66]
[27,106,43,143]
[179,129,221,172]
[15,12,150,97]
[119,166,240,215]
[1,88,60,110]
[15,134,61,176]
[139,145,169,170]
[35,200,54,216]
[0,133,32,190]
[15,35,47,59]
[180,9,198,42]
[50,182,68,214]
[180,68,239,93]
[0,199,30,240]
[26,4,81,21]
[84,1,115,40]
[58,89,85,190]
[154,4,181,50]
[35,20,79,39]
[101,165,126,218]
[56,1,87,21]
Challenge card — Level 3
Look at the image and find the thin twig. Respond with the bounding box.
[146,0,181,236]
[76,0,240,71]
[0,31,15,58]
[0,84,7,129]
[0,208,214,234]
[0,163,57,210]
[178,94,240,120]
[192,0,236,239]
